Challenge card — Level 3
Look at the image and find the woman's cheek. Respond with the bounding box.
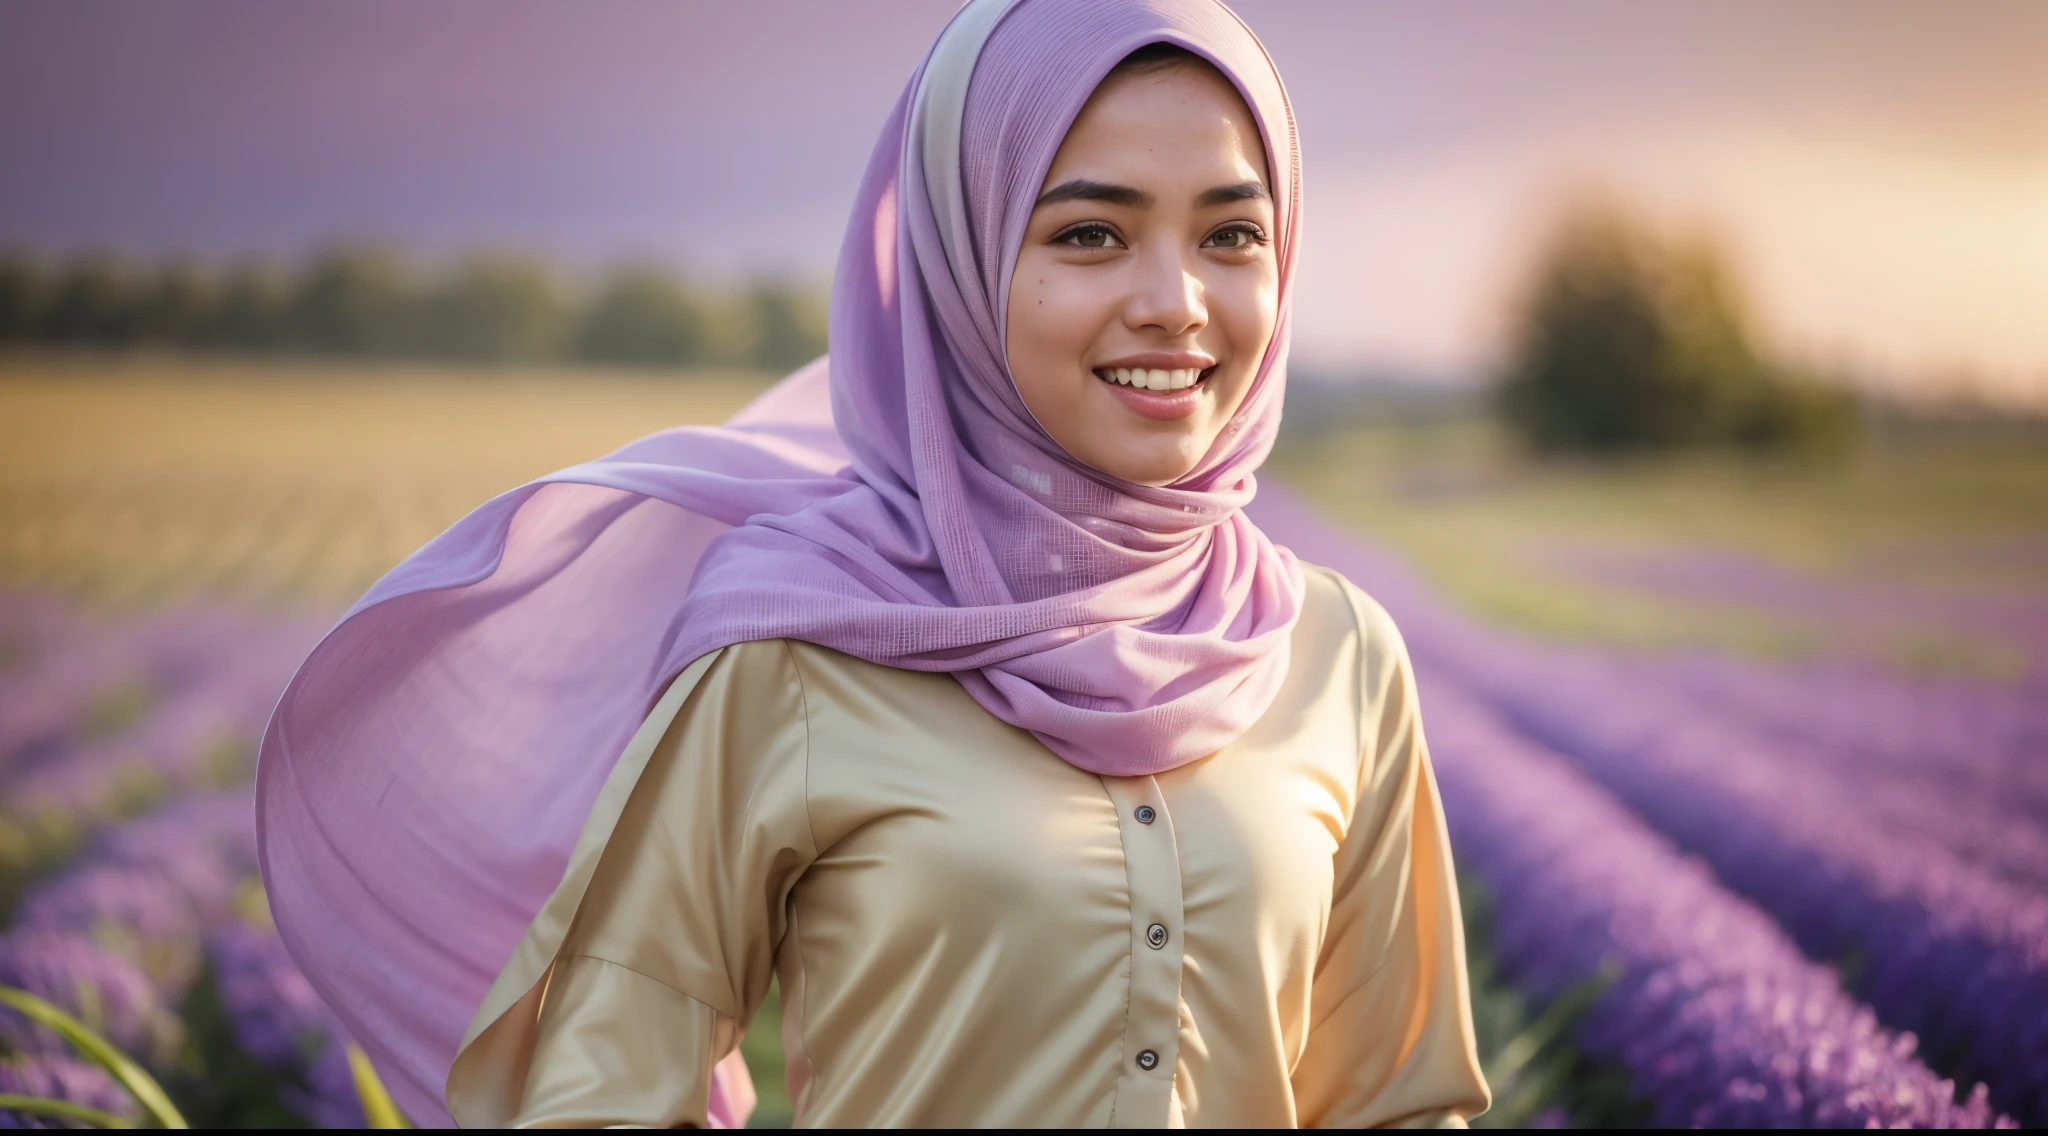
[1215,268,1277,357]
[1009,263,1096,414]
[1044,265,1117,341]
[1043,281,1118,389]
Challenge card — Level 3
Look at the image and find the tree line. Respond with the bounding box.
[0,244,828,370]
[1500,203,1857,455]
[4,209,1855,455]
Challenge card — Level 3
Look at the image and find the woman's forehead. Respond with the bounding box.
[1046,62,1272,197]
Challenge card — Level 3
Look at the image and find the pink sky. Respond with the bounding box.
[2,1,2042,403]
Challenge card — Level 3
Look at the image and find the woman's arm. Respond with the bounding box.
[1291,586,1489,1128]
[449,639,816,1128]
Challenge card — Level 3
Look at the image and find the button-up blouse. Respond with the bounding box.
[447,565,1488,1128]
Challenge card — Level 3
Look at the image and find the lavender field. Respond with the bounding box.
[4,361,2044,1127]
[1267,412,2048,1127]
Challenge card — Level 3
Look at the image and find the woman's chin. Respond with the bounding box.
[1081,437,1203,487]
[1036,380,1214,485]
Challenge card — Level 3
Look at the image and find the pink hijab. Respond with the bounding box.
[257,0,1303,1124]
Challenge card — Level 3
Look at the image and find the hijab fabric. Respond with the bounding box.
[256,0,1304,1124]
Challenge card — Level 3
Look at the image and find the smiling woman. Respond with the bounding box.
[254,0,1488,1129]
[1008,44,1278,485]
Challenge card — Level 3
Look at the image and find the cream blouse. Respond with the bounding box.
[446,565,1488,1128]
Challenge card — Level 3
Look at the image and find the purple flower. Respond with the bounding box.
[0,1053,138,1129]
[0,929,171,1061]
[1261,487,2048,1125]
[206,924,366,1128]
[1428,633,2048,1123]
[11,865,206,991]
[1423,679,2010,1128]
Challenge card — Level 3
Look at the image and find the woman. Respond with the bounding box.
[257,0,1488,1127]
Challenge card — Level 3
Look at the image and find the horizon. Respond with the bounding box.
[2,0,2043,407]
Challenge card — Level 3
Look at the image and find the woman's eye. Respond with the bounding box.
[1056,224,1124,250]
[1203,224,1266,250]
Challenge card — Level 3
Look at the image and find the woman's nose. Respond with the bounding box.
[1124,249,1207,338]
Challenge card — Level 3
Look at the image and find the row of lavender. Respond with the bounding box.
[0,596,357,1127]
[1257,490,2039,1126]
[0,797,360,1127]
[1429,626,2048,1125]
[0,597,320,884]
[8,488,2044,1131]
[1653,656,2048,888]
[1427,678,2004,1127]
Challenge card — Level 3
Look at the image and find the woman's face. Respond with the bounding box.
[1006,58,1278,488]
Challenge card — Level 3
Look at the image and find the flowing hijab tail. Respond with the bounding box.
[256,365,842,1126]
[257,0,1305,1124]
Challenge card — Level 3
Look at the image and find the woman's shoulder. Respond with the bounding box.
[641,638,812,761]
[1289,563,1417,738]
[1294,562,1409,665]
[681,636,808,696]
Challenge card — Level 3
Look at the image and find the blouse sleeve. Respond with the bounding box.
[1291,587,1490,1129]
[449,639,816,1128]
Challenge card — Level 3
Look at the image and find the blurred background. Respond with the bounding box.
[1,0,2042,1129]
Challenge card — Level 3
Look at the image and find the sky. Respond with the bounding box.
[2,0,2044,404]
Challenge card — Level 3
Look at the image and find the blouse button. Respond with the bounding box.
[1135,805,1156,824]
[1136,1049,1159,1071]
[1147,923,1168,949]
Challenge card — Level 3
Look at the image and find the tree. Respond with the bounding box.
[0,248,47,342]
[204,261,293,351]
[2,244,835,371]
[286,244,416,356]
[747,280,828,370]
[575,266,704,366]
[1499,203,1854,456]
[423,254,566,362]
[39,253,142,346]
[134,258,217,346]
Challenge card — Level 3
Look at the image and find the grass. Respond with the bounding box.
[9,353,2042,1125]
[0,352,777,608]
[2,351,805,1123]
[741,982,793,1128]
[1267,412,2048,675]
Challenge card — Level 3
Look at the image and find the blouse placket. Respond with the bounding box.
[1100,774,1187,1128]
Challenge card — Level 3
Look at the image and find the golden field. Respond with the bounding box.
[0,354,777,609]
[5,351,2043,677]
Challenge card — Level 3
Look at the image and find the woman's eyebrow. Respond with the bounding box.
[1195,181,1269,207]
[1034,179,1153,209]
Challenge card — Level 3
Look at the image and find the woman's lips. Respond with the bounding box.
[1094,366,1214,421]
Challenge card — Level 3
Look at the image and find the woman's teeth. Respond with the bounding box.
[1102,367,1202,391]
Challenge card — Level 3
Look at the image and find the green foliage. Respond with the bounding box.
[2,955,387,1130]
[0,246,827,372]
[41,255,145,348]
[577,266,706,366]
[741,980,793,1128]
[747,281,829,372]
[422,254,566,362]
[0,985,188,1128]
[82,681,154,739]
[1500,203,1856,457]
[204,262,294,351]
[134,261,217,347]
[0,248,49,341]
[0,1092,138,1128]
[163,962,309,1129]
[286,245,415,357]
[1461,875,1645,1128]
